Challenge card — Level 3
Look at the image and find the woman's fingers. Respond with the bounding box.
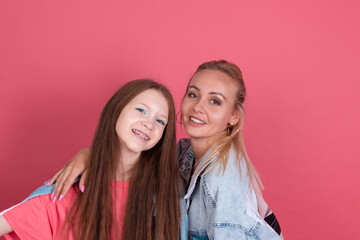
[51,166,72,202]
[49,147,90,202]
[46,169,63,187]
[78,170,88,193]
[58,167,83,200]
[53,165,85,202]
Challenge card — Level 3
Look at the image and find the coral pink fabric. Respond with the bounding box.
[3,181,129,240]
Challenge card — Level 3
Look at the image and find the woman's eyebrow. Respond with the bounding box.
[188,85,200,91]
[189,85,227,100]
[209,91,227,101]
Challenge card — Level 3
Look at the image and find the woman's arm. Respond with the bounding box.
[251,172,283,238]
[204,160,282,239]
[48,147,90,200]
[0,215,12,236]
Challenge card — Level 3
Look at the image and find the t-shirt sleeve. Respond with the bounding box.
[2,195,53,240]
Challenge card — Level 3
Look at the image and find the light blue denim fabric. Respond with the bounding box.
[178,138,281,240]
[22,177,80,202]
[179,182,189,240]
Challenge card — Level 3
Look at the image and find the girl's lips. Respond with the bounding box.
[132,129,150,141]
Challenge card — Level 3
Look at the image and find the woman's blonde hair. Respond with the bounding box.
[190,60,263,189]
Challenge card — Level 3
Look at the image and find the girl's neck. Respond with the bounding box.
[190,137,211,163]
[115,150,140,181]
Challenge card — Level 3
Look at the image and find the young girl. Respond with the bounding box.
[0,79,181,240]
[34,60,283,239]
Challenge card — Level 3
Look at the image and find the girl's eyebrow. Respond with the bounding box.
[189,85,227,101]
[137,103,168,120]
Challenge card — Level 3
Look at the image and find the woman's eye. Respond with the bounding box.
[210,99,221,105]
[156,119,166,126]
[187,92,197,98]
[135,108,145,114]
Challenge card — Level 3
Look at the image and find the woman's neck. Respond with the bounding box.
[190,137,211,163]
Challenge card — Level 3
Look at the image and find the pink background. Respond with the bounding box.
[1,1,359,239]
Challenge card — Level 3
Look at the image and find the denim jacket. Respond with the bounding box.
[178,138,281,240]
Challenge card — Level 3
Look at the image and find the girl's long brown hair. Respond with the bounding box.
[64,79,180,240]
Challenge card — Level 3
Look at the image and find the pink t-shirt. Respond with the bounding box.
[2,180,129,240]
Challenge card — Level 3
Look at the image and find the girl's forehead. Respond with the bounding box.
[127,89,169,113]
[131,89,165,102]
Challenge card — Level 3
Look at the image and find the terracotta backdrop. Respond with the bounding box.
[1,1,359,239]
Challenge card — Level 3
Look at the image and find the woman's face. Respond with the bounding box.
[181,69,240,142]
[115,89,169,157]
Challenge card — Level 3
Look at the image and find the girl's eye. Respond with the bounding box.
[210,99,221,105]
[135,107,146,114]
[156,119,166,126]
[187,92,197,98]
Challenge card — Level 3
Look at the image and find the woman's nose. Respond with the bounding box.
[193,99,205,113]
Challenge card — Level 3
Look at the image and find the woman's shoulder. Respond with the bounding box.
[203,147,250,189]
[177,138,194,170]
[207,147,247,175]
[177,138,191,154]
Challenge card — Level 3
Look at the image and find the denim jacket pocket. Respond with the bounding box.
[212,222,260,240]
[202,176,216,208]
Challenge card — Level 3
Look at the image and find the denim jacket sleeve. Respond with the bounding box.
[203,154,281,240]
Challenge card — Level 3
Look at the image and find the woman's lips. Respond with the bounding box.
[188,116,206,126]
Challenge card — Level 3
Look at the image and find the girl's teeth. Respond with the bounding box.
[190,117,204,124]
[132,129,149,141]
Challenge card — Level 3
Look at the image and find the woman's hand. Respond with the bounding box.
[48,147,90,201]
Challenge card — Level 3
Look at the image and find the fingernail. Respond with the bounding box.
[59,194,63,202]
[80,185,85,193]
[51,192,54,200]
[46,182,50,187]
[52,196,57,204]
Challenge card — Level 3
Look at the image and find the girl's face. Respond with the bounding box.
[181,69,240,142]
[115,89,169,157]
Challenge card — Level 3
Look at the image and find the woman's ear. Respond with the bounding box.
[229,109,241,126]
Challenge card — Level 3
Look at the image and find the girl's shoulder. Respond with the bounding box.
[22,177,80,203]
[1,183,79,240]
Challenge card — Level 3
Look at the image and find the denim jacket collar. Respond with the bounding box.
[178,146,194,186]
[178,141,218,201]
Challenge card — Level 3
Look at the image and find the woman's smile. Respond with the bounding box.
[181,69,240,142]
[189,116,206,125]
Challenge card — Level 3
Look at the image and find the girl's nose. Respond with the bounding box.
[141,120,153,130]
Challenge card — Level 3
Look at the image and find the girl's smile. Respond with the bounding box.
[116,89,169,157]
